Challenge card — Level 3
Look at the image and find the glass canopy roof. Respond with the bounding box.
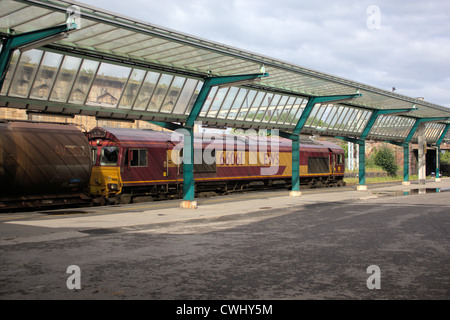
[1,0,449,144]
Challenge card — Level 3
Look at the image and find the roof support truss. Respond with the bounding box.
[150,72,269,208]
[185,73,269,128]
[336,108,415,188]
[280,93,362,195]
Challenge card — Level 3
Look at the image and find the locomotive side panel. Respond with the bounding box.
[121,144,167,187]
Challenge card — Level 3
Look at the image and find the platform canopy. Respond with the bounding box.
[1,0,450,144]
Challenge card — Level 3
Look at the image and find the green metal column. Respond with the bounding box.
[182,127,195,201]
[291,136,300,192]
[435,123,450,180]
[436,146,441,179]
[403,144,410,183]
[0,23,76,90]
[358,140,366,186]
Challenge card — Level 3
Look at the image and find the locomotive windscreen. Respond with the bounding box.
[308,157,330,174]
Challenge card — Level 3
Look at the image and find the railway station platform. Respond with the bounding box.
[1,178,449,246]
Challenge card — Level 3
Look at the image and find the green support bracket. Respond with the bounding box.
[277,130,298,141]
[436,123,450,146]
[149,121,184,131]
[151,72,269,206]
[292,94,362,135]
[185,73,268,128]
[0,23,76,90]
[405,117,450,144]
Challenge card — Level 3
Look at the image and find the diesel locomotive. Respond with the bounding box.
[88,127,345,204]
[0,120,345,209]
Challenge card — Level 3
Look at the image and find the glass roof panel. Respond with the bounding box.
[289,99,307,126]
[118,68,146,109]
[147,73,173,112]
[49,55,82,102]
[0,49,20,95]
[130,71,159,111]
[226,88,247,120]
[0,6,50,29]
[30,51,63,100]
[236,90,257,121]
[159,76,186,113]
[86,62,131,108]
[253,92,274,123]
[68,59,99,104]
[9,49,43,98]
[217,87,239,119]
[173,78,200,115]
[245,91,266,122]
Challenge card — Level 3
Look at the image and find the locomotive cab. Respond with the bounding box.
[88,129,123,199]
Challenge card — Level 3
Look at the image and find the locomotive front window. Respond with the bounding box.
[91,147,98,165]
[100,146,119,166]
[337,154,344,165]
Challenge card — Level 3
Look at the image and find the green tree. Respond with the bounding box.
[374,145,398,176]
[441,151,450,164]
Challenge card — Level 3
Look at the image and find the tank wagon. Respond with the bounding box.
[0,120,92,210]
[87,127,345,204]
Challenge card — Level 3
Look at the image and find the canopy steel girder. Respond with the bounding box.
[336,108,415,187]
[404,117,450,145]
[385,117,450,183]
[280,93,362,193]
[0,23,76,90]
[185,73,269,128]
[436,123,450,146]
[151,73,268,206]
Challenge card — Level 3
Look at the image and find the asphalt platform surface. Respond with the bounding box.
[0,179,449,300]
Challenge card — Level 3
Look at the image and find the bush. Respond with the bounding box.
[373,146,398,176]
[366,152,380,169]
[441,151,450,165]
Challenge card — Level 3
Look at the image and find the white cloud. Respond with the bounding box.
[78,0,450,107]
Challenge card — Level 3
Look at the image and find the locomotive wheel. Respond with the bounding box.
[93,197,106,206]
[118,193,132,204]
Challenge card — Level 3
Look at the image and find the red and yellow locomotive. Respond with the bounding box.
[87,127,345,204]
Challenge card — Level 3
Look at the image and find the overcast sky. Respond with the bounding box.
[79,0,450,107]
